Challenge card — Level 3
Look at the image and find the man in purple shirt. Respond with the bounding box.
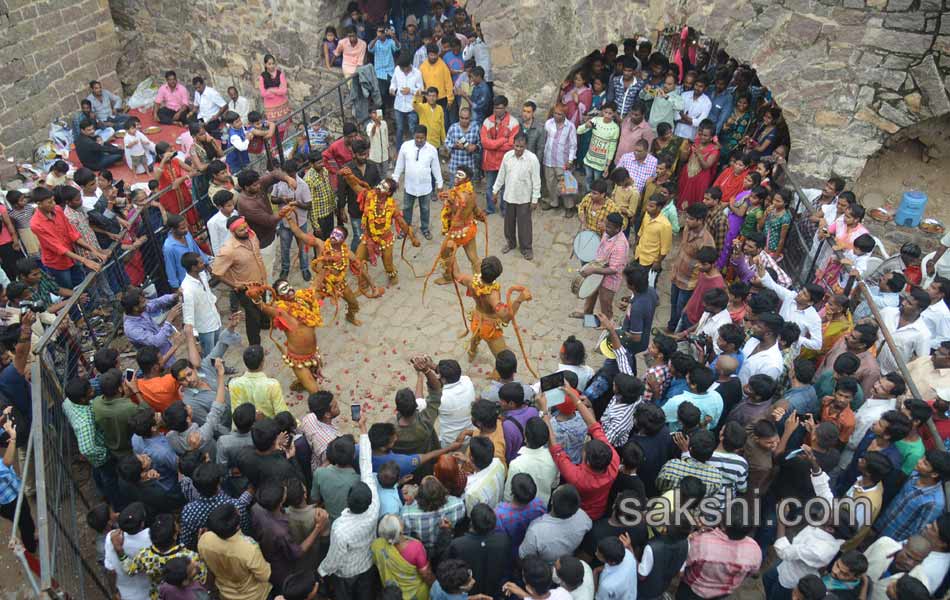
[499,382,540,463]
[729,231,792,288]
[121,286,182,367]
[615,139,658,194]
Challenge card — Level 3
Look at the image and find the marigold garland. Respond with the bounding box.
[470,273,500,297]
[441,181,475,234]
[318,243,349,298]
[275,288,323,327]
[365,192,397,239]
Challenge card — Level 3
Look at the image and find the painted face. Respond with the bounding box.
[276,281,294,298]
[329,228,346,244]
[455,170,468,182]
[377,180,391,194]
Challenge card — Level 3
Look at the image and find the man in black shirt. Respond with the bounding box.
[448,503,511,598]
[75,119,124,171]
[236,417,304,487]
[336,139,381,251]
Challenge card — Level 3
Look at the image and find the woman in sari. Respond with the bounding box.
[744,107,782,157]
[114,195,148,286]
[651,122,686,176]
[712,151,754,204]
[576,76,606,167]
[188,122,222,221]
[803,294,853,363]
[371,514,434,600]
[153,141,200,234]
[676,120,720,208]
[716,172,762,270]
[763,188,793,258]
[718,93,754,168]
[562,71,593,126]
[259,53,291,138]
[815,203,869,291]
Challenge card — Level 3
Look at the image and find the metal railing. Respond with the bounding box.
[14,75,356,599]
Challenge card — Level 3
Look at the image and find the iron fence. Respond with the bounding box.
[12,75,355,599]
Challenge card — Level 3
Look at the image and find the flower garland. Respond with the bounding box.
[275,288,323,327]
[365,192,397,239]
[441,181,475,234]
[470,273,500,297]
[319,243,348,298]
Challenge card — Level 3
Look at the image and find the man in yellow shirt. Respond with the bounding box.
[419,43,454,112]
[413,87,446,148]
[634,195,672,271]
[227,344,289,418]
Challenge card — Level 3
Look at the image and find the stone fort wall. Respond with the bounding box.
[0,0,122,157]
[2,0,949,181]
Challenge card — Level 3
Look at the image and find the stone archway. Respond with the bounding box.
[466,0,950,183]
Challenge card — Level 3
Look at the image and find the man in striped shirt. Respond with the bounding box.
[707,421,749,505]
[540,104,577,214]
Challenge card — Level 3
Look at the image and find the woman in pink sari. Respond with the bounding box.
[259,53,291,137]
[815,203,869,291]
[677,120,720,208]
[561,71,593,126]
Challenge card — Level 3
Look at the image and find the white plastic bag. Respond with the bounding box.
[127,77,158,110]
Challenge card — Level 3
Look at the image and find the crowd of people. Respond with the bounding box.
[4,2,950,600]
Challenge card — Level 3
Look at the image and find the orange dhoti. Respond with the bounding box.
[439,222,480,282]
[467,310,508,359]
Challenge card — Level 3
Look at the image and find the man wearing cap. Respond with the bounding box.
[400,15,423,56]
[572,212,628,322]
[211,215,269,346]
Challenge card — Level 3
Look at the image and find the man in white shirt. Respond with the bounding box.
[435,359,475,447]
[207,190,237,255]
[922,277,950,350]
[877,289,932,375]
[393,124,443,240]
[492,133,541,261]
[389,55,424,147]
[462,437,507,515]
[738,312,785,385]
[191,76,228,135]
[674,76,713,139]
[226,86,251,124]
[104,502,152,600]
[503,417,559,504]
[180,252,222,356]
[675,287,732,356]
[838,372,904,470]
[757,264,824,353]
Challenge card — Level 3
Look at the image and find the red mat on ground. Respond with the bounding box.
[66,109,187,185]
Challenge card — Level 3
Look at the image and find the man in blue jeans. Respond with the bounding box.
[29,187,108,290]
[393,125,443,240]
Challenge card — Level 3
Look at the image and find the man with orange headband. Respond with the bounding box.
[435,165,485,284]
[282,214,376,326]
[441,248,533,361]
[212,213,285,345]
[339,167,421,285]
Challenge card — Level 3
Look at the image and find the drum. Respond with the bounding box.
[573,230,600,263]
[576,273,604,298]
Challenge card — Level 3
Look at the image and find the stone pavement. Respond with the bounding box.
[223,186,675,428]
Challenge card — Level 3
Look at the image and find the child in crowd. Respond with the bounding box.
[284,478,324,574]
[5,190,39,254]
[608,167,639,237]
[86,503,117,586]
[899,241,923,286]
[430,558,486,600]
[124,117,157,175]
[377,460,404,516]
[323,26,342,68]
[726,280,751,324]
[290,123,313,162]
[224,111,251,173]
[739,185,768,237]
[45,159,70,186]
[157,556,209,600]
[246,111,276,157]
[840,233,875,292]
[658,184,681,234]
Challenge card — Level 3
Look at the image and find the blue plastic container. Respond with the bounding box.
[895,191,928,227]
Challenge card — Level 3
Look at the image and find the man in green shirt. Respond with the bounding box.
[898,398,930,475]
[311,435,360,521]
[91,369,140,457]
[393,355,443,457]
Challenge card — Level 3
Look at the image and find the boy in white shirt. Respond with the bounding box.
[207,190,237,255]
[123,118,156,174]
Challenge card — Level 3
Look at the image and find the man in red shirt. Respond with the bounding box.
[480,95,520,215]
[322,122,361,189]
[537,388,619,520]
[28,187,108,289]
[683,246,726,329]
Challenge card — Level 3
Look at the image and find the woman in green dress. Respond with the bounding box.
[718,93,754,168]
